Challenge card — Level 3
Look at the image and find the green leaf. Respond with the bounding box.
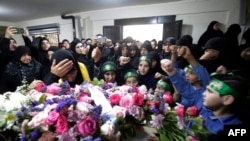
[127,127,136,137]
[38,94,46,104]
[159,133,169,141]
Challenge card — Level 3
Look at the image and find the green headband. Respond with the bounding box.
[124,71,138,80]
[184,65,194,73]
[157,79,171,92]
[101,64,116,73]
[139,56,151,66]
[208,79,239,98]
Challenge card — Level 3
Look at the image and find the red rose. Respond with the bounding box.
[163,92,173,104]
[109,94,121,105]
[186,106,198,117]
[175,105,185,117]
[133,93,144,106]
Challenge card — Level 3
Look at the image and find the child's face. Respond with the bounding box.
[104,71,116,83]
[126,77,138,87]
[185,69,199,85]
[155,86,165,93]
[138,61,150,75]
[202,86,223,110]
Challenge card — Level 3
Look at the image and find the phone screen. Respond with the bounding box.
[98,37,106,43]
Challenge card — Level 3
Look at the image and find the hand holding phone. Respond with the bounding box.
[12,27,25,34]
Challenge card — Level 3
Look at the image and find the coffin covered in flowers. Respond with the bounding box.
[0,79,209,141]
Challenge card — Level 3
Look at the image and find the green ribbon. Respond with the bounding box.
[208,79,239,98]
[184,65,194,73]
[101,64,116,73]
[139,56,151,66]
[157,79,171,92]
[124,71,138,80]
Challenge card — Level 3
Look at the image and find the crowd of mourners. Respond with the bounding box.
[0,21,250,140]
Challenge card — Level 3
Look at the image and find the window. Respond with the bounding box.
[123,24,163,42]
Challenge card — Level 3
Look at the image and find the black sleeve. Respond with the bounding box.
[43,72,60,85]
[22,35,32,47]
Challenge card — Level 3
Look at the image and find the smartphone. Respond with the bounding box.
[98,37,106,43]
[13,27,25,34]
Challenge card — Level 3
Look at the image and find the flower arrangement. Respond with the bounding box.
[0,80,119,141]
[97,80,209,141]
[145,89,210,141]
[0,78,209,141]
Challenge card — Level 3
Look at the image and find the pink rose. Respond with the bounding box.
[75,115,97,136]
[119,94,133,109]
[113,106,127,118]
[77,93,88,100]
[35,82,46,92]
[132,93,144,106]
[163,92,173,104]
[175,105,185,117]
[109,94,121,105]
[78,94,93,103]
[186,106,198,117]
[56,115,69,134]
[46,84,62,95]
[46,110,59,125]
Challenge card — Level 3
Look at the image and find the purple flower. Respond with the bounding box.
[90,105,102,121]
[56,97,77,112]
[152,106,160,114]
[20,135,27,141]
[82,136,101,141]
[31,100,39,106]
[30,128,40,141]
[59,81,71,95]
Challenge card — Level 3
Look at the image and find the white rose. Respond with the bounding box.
[101,122,115,136]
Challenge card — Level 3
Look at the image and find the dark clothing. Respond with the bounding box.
[43,67,84,87]
[198,21,224,48]
[0,59,43,92]
[138,71,157,90]
[0,38,15,76]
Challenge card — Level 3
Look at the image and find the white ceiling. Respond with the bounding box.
[0,0,181,22]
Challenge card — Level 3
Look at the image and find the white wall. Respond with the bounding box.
[8,0,242,45]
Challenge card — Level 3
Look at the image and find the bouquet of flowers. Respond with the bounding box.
[145,89,209,141]
[0,80,120,141]
[102,83,149,139]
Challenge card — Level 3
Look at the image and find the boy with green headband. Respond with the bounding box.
[124,69,139,87]
[162,53,249,137]
[200,74,249,138]
[100,61,117,83]
[155,78,174,94]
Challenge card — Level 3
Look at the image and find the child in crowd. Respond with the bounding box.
[161,39,211,108]
[161,57,249,138]
[124,69,139,87]
[100,61,117,84]
[154,77,174,95]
